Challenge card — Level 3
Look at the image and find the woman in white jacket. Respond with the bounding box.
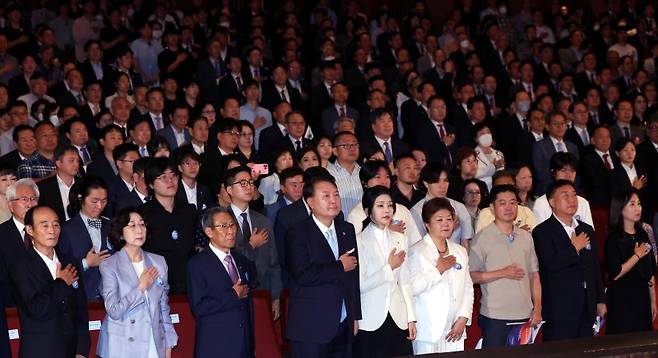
[473,123,505,191]
[354,186,416,357]
[408,197,474,354]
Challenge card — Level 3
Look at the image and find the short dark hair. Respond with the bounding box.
[279,167,304,184]
[67,175,108,218]
[108,207,143,250]
[176,150,201,166]
[549,152,578,172]
[133,157,150,175]
[215,118,240,136]
[370,108,393,124]
[361,186,395,231]
[12,125,33,143]
[302,174,337,200]
[420,163,448,185]
[421,197,455,224]
[359,160,391,188]
[144,157,176,187]
[546,179,576,200]
[223,166,251,188]
[101,124,126,141]
[188,115,208,129]
[54,144,78,162]
[113,143,139,163]
[489,184,518,203]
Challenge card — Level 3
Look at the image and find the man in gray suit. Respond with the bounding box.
[321,82,359,138]
[532,111,580,196]
[225,166,283,320]
[608,99,644,147]
[157,104,191,150]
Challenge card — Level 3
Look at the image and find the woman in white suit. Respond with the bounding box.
[408,197,474,354]
[354,186,416,357]
[473,123,505,191]
[97,208,178,358]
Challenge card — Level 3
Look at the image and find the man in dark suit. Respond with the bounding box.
[320,82,359,138]
[106,143,140,216]
[414,96,456,167]
[141,88,169,134]
[157,104,192,150]
[115,157,151,213]
[175,151,212,212]
[609,99,644,146]
[532,180,606,341]
[37,145,81,222]
[14,206,90,357]
[196,37,226,106]
[188,206,256,358]
[400,81,433,142]
[0,178,39,307]
[198,119,240,194]
[78,40,113,93]
[58,177,112,301]
[285,174,361,357]
[564,101,593,152]
[260,64,303,112]
[0,125,36,171]
[51,69,86,108]
[532,112,580,195]
[218,54,247,105]
[258,102,291,159]
[360,108,410,164]
[310,61,338,125]
[276,111,312,162]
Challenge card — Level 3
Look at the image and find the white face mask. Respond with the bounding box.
[478,133,493,147]
[499,5,507,15]
[460,39,470,49]
[152,30,163,39]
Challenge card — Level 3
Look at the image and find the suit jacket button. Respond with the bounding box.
[130,319,135,324]
[128,337,134,342]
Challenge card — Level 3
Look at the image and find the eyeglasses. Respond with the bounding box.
[181,161,200,167]
[230,179,255,188]
[465,190,481,196]
[221,130,240,136]
[240,132,253,137]
[156,172,179,182]
[212,222,237,230]
[12,196,38,203]
[335,143,359,150]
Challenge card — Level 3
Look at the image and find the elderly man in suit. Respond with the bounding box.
[157,104,191,150]
[532,180,606,341]
[0,125,36,171]
[285,174,361,357]
[532,111,580,196]
[225,166,282,319]
[188,206,256,358]
[14,206,90,358]
[609,99,644,146]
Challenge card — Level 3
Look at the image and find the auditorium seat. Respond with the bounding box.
[253,289,282,358]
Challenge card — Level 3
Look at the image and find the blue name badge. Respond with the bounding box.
[171,230,179,241]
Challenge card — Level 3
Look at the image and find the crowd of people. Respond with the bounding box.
[0,0,657,357]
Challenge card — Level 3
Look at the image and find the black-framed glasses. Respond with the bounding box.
[335,143,359,150]
[222,130,240,136]
[213,222,237,230]
[229,179,255,188]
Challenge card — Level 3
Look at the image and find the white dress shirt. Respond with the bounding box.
[191,142,204,155]
[182,180,197,208]
[532,194,594,228]
[595,149,614,170]
[56,175,74,221]
[549,136,568,153]
[621,163,638,184]
[208,242,240,280]
[12,216,25,242]
[35,248,59,280]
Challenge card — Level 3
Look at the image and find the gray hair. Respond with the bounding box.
[201,206,235,230]
[334,116,356,132]
[5,178,40,201]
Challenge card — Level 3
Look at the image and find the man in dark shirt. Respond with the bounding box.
[138,157,197,294]
[390,154,425,209]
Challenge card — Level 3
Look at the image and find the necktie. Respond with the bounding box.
[602,153,612,171]
[591,112,599,125]
[325,229,347,322]
[23,228,32,250]
[339,106,346,117]
[139,147,148,157]
[624,127,631,138]
[295,140,301,153]
[154,116,163,130]
[224,255,239,284]
[240,212,251,242]
[589,72,595,83]
[143,195,151,203]
[76,93,85,105]
[212,59,220,76]
[280,89,288,103]
[81,146,91,165]
[87,218,102,229]
[236,76,243,91]
[383,141,393,163]
[253,68,259,79]
[580,129,589,145]
[488,96,495,108]
[556,141,566,152]
[437,123,446,139]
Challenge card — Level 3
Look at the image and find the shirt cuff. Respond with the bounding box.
[82,258,89,271]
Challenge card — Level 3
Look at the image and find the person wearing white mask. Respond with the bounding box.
[473,123,505,190]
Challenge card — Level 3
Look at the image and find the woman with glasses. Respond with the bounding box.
[236,120,263,164]
[96,207,178,358]
[137,158,198,294]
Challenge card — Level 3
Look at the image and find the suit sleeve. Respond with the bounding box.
[265,222,282,299]
[14,261,76,320]
[590,227,605,304]
[157,259,178,348]
[285,225,343,286]
[99,260,148,320]
[74,262,91,356]
[186,258,243,319]
[532,226,581,272]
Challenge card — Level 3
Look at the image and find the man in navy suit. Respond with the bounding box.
[188,206,256,358]
[58,176,113,301]
[413,96,457,167]
[532,180,605,341]
[320,82,360,138]
[157,104,192,150]
[359,108,411,164]
[532,111,580,195]
[285,174,361,357]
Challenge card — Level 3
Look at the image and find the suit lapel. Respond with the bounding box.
[28,248,56,285]
[205,248,233,286]
[310,218,339,260]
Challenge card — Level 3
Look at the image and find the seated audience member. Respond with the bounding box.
[15,206,90,357]
[0,125,37,172]
[225,166,282,319]
[605,189,656,335]
[447,147,488,202]
[354,186,416,357]
[17,121,58,180]
[258,148,294,206]
[188,207,256,358]
[360,108,411,165]
[328,131,363,216]
[470,185,542,348]
[0,169,17,223]
[58,176,113,301]
[532,152,594,227]
[390,154,425,210]
[475,171,536,234]
[96,207,178,357]
[462,178,484,233]
[86,125,124,181]
[138,158,197,294]
[408,198,473,354]
[412,163,473,249]
[532,180,605,341]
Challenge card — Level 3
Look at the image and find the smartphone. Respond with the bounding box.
[251,163,269,176]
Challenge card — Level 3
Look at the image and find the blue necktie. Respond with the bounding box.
[326,229,346,322]
[383,141,393,163]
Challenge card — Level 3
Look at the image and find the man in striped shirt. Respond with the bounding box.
[327,131,363,217]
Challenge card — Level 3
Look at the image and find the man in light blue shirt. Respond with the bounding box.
[130,22,163,85]
[239,79,272,149]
